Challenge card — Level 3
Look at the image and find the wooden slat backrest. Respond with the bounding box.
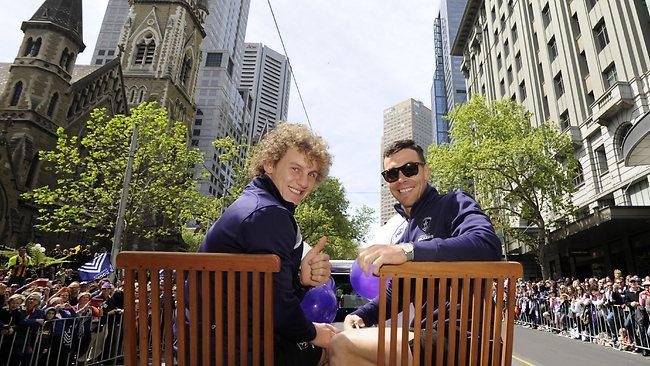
[376,261,522,366]
[117,251,281,366]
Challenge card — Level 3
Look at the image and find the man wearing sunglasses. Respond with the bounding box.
[329,139,502,365]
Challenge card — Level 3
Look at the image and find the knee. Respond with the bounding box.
[328,332,354,364]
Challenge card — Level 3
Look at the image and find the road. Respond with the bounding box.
[512,325,645,365]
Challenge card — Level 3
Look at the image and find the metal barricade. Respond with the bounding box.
[0,312,125,366]
[515,298,650,353]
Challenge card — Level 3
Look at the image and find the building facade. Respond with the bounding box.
[380,99,432,224]
[240,43,291,143]
[91,0,130,66]
[0,0,128,246]
[452,0,650,278]
[117,0,208,128]
[192,0,253,198]
[431,0,468,145]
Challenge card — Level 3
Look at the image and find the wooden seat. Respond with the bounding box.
[117,251,280,366]
[377,261,522,366]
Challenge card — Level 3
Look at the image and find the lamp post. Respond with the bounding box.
[109,123,139,281]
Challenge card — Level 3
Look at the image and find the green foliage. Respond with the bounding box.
[25,102,204,243]
[428,96,577,276]
[181,228,205,253]
[296,177,374,259]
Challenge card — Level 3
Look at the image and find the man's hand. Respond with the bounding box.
[357,245,407,276]
[300,236,331,287]
[310,322,337,348]
[343,314,366,331]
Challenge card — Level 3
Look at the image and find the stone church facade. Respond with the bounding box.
[0,0,206,247]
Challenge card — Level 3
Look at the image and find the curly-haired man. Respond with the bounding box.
[200,123,335,365]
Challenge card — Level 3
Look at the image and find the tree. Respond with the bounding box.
[25,103,204,248]
[427,96,577,278]
[296,177,374,259]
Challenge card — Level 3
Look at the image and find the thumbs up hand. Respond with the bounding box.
[300,236,331,287]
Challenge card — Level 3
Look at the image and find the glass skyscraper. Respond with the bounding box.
[431,0,467,145]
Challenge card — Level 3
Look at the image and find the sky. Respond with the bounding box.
[0,0,438,237]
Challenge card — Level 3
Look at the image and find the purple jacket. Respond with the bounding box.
[352,185,502,326]
[199,175,315,343]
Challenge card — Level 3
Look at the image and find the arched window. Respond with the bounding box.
[129,88,136,103]
[47,93,59,117]
[180,54,192,86]
[10,81,23,106]
[59,48,69,67]
[23,37,34,57]
[31,38,42,57]
[134,34,156,65]
[66,53,74,71]
[615,123,632,160]
[138,87,145,103]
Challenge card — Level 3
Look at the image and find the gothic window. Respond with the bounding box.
[10,81,23,106]
[129,88,136,104]
[180,54,192,87]
[47,93,59,117]
[138,87,146,103]
[66,53,75,71]
[23,37,33,56]
[31,38,42,57]
[60,48,69,68]
[134,35,156,65]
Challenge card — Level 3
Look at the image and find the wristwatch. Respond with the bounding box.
[399,243,414,261]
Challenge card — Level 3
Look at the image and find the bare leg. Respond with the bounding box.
[328,328,413,366]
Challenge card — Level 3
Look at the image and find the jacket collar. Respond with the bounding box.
[252,174,297,214]
[394,184,440,219]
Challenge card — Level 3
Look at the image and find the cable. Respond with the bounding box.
[265,0,312,129]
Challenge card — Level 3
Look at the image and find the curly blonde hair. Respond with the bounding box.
[249,123,332,182]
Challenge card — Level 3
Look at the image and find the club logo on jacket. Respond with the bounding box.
[420,217,432,232]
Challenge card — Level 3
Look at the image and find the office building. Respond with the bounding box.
[192,0,253,197]
[452,0,650,277]
[431,0,468,145]
[240,43,291,142]
[91,0,129,66]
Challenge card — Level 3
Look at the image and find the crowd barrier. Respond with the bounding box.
[516,298,650,352]
[0,313,124,366]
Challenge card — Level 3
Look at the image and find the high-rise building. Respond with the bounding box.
[452,0,650,277]
[91,0,130,66]
[380,99,432,224]
[431,0,468,145]
[192,0,253,198]
[240,43,291,142]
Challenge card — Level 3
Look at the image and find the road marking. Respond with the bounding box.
[512,354,536,366]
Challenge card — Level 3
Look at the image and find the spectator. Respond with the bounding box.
[6,247,33,286]
[0,294,26,364]
[618,328,635,351]
[623,276,643,344]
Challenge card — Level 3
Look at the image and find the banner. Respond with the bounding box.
[78,252,114,281]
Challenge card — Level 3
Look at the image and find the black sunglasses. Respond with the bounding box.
[381,162,424,183]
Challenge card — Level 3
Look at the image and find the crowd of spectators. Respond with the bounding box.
[0,245,125,365]
[515,269,650,357]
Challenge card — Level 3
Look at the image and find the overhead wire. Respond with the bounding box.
[265,0,312,129]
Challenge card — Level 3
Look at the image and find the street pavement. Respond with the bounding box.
[512,325,645,365]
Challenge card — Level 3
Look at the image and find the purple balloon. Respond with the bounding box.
[350,261,380,299]
[326,276,336,292]
[300,285,338,323]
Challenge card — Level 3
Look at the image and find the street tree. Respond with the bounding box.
[427,96,577,278]
[26,103,204,248]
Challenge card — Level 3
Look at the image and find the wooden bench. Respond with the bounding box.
[117,251,281,366]
[377,261,522,366]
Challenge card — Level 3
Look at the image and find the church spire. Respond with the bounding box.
[22,0,85,51]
